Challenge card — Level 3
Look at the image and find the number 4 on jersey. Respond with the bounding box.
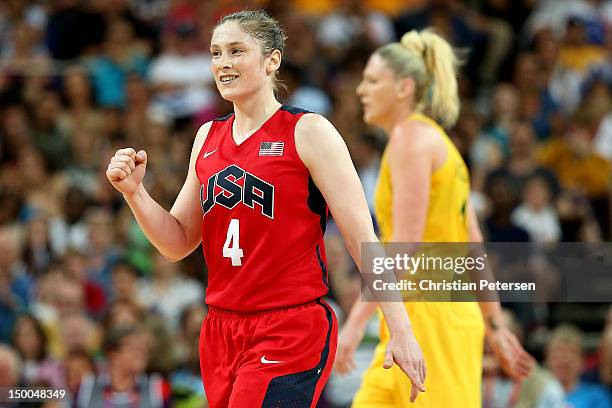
[223,219,243,266]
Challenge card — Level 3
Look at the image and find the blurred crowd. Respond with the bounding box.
[0,0,611,407]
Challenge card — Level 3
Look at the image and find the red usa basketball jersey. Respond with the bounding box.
[195,106,329,312]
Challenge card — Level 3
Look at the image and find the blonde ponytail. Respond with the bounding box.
[377,29,462,128]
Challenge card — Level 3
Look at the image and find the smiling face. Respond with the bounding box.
[356,53,405,127]
[210,21,279,102]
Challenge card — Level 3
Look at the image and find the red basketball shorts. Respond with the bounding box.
[199,299,338,408]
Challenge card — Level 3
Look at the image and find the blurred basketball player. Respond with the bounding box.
[334,29,535,407]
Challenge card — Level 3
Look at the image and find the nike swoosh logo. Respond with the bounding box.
[203,149,217,158]
[261,356,283,364]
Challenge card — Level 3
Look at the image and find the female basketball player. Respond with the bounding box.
[334,30,535,407]
[106,11,425,408]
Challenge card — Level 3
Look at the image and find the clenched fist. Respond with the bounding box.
[106,148,147,196]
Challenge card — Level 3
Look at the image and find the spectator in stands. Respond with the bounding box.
[147,18,215,119]
[58,65,103,135]
[28,268,61,328]
[0,105,33,167]
[548,13,608,114]
[42,277,97,358]
[505,122,558,192]
[279,61,332,117]
[281,13,326,87]
[49,186,90,256]
[513,52,558,140]
[13,147,63,220]
[483,173,530,242]
[1,19,50,77]
[59,313,100,358]
[64,249,107,317]
[110,261,140,302]
[316,0,395,64]
[538,110,611,238]
[138,251,204,331]
[76,325,170,407]
[533,27,560,85]
[546,324,612,408]
[539,110,609,194]
[394,0,488,87]
[86,17,149,108]
[103,298,144,332]
[11,314,63,387]
[480,83,520,159]
[511,175,561,243]
[123,73,152,144]
[64,126,104,192]
[21,215,55,277]
[63,349,96,403]
[30,90,71,172]
[84,208,122,293]
[484,121,560,202]
[54,277,86,319]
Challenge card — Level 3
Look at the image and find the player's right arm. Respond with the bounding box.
[106,122,212,262]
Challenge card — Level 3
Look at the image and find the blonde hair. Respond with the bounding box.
[375,29,461,128]
[547,324,583,353]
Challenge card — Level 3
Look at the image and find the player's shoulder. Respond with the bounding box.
[396,114,439,140]
[294,111,336,138]
[390,115,441,154]
[293,111,347,170]
[294,112,344,158]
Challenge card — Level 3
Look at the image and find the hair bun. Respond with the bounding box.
[400,30,427,57]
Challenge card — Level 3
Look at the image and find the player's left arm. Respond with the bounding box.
[295,113,426,401]
[334,119,435,376]
[468,200,535,380]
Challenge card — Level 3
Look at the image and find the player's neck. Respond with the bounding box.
[380,103,414,134]
[232,92,281,143]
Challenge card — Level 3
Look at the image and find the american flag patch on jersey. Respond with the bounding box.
[259,141,284,156]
